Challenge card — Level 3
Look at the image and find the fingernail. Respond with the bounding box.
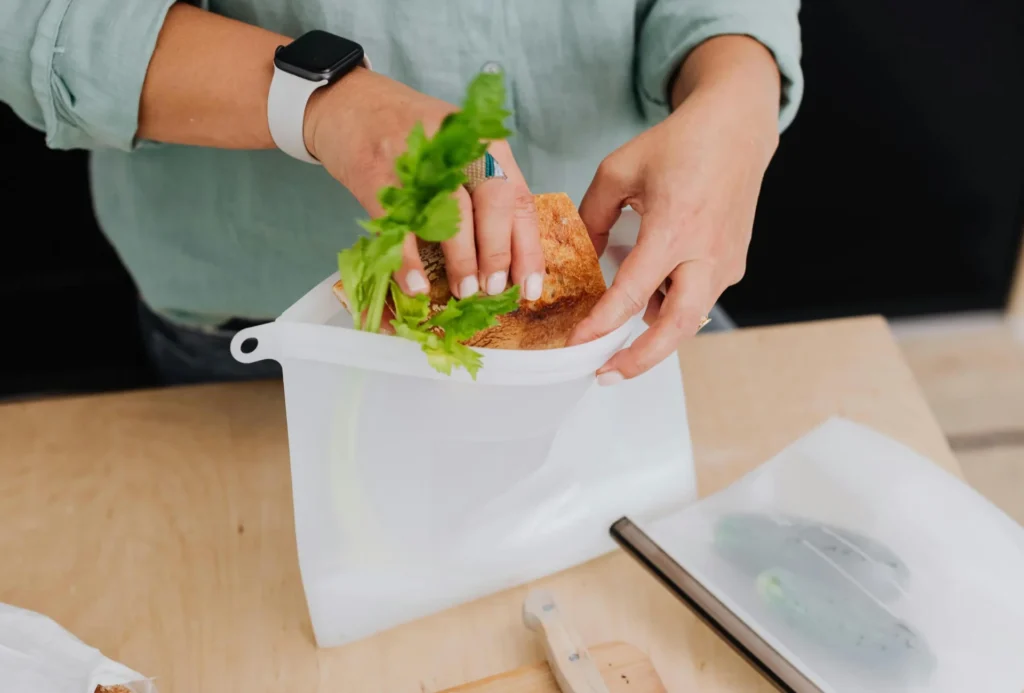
[459,275,479,298]
[525,273,544,301]
[597,371,624,387]
[486,271,507,296]
[406,271,429,294]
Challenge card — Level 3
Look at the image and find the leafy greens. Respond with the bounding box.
[336,71,521,378]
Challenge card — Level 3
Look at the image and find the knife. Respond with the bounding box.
[522,589,611,693]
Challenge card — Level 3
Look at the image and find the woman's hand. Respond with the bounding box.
[568,36,782,384]
[304,68,545,301]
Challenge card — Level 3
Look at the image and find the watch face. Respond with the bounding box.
[275,30,363,81]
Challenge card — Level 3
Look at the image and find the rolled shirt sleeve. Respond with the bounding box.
[1,0,175,151]
[636,0,804,131]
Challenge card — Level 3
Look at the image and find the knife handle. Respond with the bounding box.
[522,590,611,693]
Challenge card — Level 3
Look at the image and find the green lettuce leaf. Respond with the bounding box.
[425,286,521,343]
[389,284,520,379]
[390,280,430,327]
[337,70,520,377]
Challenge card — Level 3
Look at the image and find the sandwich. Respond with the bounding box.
[332,70,605,377]
[332,192,606,351]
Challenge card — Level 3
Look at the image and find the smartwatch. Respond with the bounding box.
[268,30,371,164]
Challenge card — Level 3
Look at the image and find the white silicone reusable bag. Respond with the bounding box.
[230,210,698,646]
[640,418,1024,693]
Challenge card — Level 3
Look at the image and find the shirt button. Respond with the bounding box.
[481,61,502,74]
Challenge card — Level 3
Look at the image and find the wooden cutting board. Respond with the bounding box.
[439,642,666,693]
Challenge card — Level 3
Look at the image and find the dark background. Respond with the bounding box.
[1,0,1023,399]
[729,0,1024,326]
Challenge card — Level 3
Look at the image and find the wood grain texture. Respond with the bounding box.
[899,324,1024,438]
[439,642,665,693]
[898,322,1024,524]
[521,589,611,693]
[679,316,960,499]
[0,316,959,693]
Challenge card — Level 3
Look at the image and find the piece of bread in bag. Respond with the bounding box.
[333,192,606,350]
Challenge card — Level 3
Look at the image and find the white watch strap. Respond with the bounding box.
[267,54,372,165]
[268,68,326,165]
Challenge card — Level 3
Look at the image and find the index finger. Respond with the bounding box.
[597,261,713,382]
[578,159,629,257]
[567,214,674,346]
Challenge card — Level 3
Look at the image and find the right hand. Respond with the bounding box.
[303,68,545,301]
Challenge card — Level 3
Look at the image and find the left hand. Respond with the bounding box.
[568,38,781,383]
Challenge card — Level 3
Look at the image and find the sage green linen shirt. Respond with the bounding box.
[1,0,802,326]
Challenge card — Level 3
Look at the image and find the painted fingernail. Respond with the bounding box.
[406,271,429,295]
[486,271,508,296]
[597,371,624,387]
[459,275,479,298]
[525,273,544,301]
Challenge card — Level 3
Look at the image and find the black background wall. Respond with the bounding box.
[1,0,1022,398]
[728,0,1024,326]
[0,114,157,398]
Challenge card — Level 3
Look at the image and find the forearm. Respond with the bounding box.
[137,3,286,148]
[671,35,781,119]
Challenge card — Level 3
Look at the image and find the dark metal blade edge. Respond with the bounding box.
[609,516,824,693]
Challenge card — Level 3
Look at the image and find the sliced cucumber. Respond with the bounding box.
[757,567,935,681]
[714,513,909,601]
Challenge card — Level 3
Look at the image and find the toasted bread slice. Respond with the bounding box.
[333,192,606,350]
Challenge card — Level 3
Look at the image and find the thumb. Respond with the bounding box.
[579,158,631,257]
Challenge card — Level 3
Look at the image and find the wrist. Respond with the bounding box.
[671,37,781,152]
[671,35,781,114]
[302,65,371,161]
[302,82,327,160]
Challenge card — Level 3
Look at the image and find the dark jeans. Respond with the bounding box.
[137,301,281,386]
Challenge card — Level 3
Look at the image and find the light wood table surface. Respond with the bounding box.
[0,316,960,693]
